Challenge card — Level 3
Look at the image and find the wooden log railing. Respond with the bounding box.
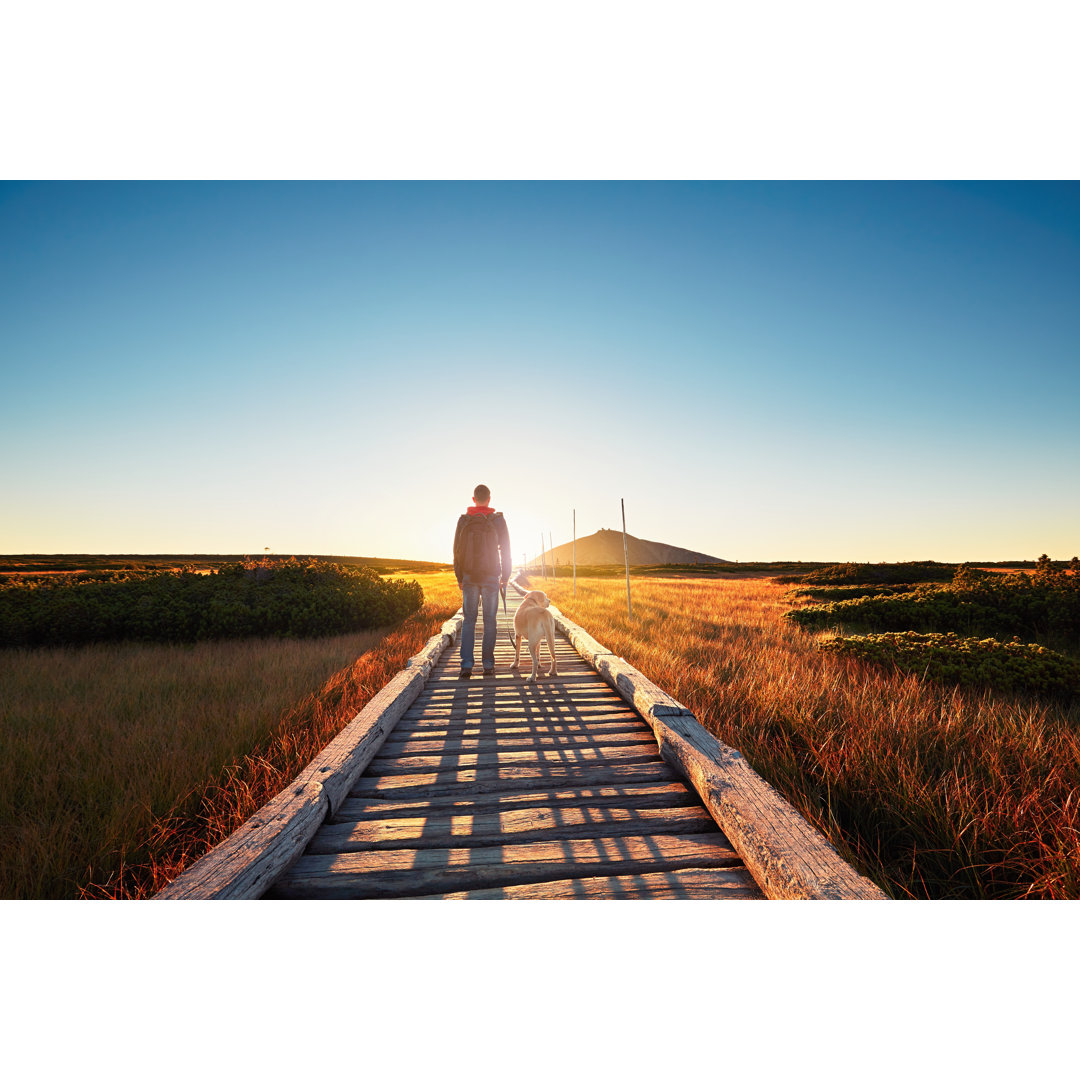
[155,613,465,899]
[511,578,886,900]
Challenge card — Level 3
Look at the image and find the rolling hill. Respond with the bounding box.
[529,528,728,568]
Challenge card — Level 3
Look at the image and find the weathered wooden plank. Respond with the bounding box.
[401,703,643,719]
[441,643,582,649]
[399,714,644,731]
[423,665,601,675]
[432,652,585,661]
[431,658,590,665]
[438,646,585,654]
[333,781,701,822]
[407,691,632,702]
[364,744,660,775]
[412,693,617,707]
[410,698,621,712]
[432,643,583,652]
[381,730,657,756]
[408,703,622,716]
[268,831,742,899]
[391,717,648,738]
[427,866,765,899]
[351,760,683,798]
[309,804,716,852]
[424,665,600,674]
[412,682,619,692]
[426,665,589,676]
[384,733,654,755]
[416,684,613,697]
[392,724,648,743]
[430,646,584,656]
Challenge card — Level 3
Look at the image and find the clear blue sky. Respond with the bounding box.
[2,181,1077,563]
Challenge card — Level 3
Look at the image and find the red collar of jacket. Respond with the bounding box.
[466,505,497,516]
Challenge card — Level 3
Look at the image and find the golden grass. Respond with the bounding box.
[0,571,463,900]
[532,573,1080,899]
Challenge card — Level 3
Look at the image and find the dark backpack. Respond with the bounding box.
[461,513,502,579]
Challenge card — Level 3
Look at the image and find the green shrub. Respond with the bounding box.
[786,562,1080,643]
[819,631,1080,697]
[0,560,423,647]
[790,583,920,602]
[794,561,961,586]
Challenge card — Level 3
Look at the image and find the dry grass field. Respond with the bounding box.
[9,560,1075,901]
[0,570,462,900]
[529,572,1080,899]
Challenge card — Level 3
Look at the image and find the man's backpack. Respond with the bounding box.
[461,513,503,579]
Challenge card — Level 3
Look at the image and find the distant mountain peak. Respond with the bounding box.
[530,528,727,568]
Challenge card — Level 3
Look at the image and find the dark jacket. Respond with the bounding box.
[454,510,512,586]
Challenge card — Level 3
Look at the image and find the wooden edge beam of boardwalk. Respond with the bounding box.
[158,572,885,900]
[155,614,466,899]
[516,580,886,900]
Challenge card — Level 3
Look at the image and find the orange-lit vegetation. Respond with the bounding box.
[0,570,462,899]
[531,572,1080,899]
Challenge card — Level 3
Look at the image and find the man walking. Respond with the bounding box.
[453,484,513,678]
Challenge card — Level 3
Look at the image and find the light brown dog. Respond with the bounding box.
[509,589,558,682]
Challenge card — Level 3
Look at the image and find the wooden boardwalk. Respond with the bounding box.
[268,588,763,899]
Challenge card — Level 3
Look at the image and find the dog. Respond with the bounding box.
[509,589,559,682]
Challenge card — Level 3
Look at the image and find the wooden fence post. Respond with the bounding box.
[573,509,576,598]
[621,497,632,617]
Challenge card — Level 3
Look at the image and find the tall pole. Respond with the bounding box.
[572,509,576,598]
[550,532,555,579]
[540,534,547,581]
[621,497,632,617]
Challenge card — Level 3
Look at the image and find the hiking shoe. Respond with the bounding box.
[458,669,472,679]
[482,667,495,677]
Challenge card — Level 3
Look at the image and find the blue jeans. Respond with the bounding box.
[460,578,500,670]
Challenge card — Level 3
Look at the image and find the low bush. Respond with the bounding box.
[790,583,920,602]
[0,560,423,648]
[818,631,1080,697]
[792,560,961,586]
[786,559,1080,644]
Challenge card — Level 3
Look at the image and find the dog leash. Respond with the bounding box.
[501,584,515,648]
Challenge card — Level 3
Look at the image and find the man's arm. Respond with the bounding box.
[497,516,512,585]
[453,516,466,585]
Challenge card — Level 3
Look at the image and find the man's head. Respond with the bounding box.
[472,484,491,507]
